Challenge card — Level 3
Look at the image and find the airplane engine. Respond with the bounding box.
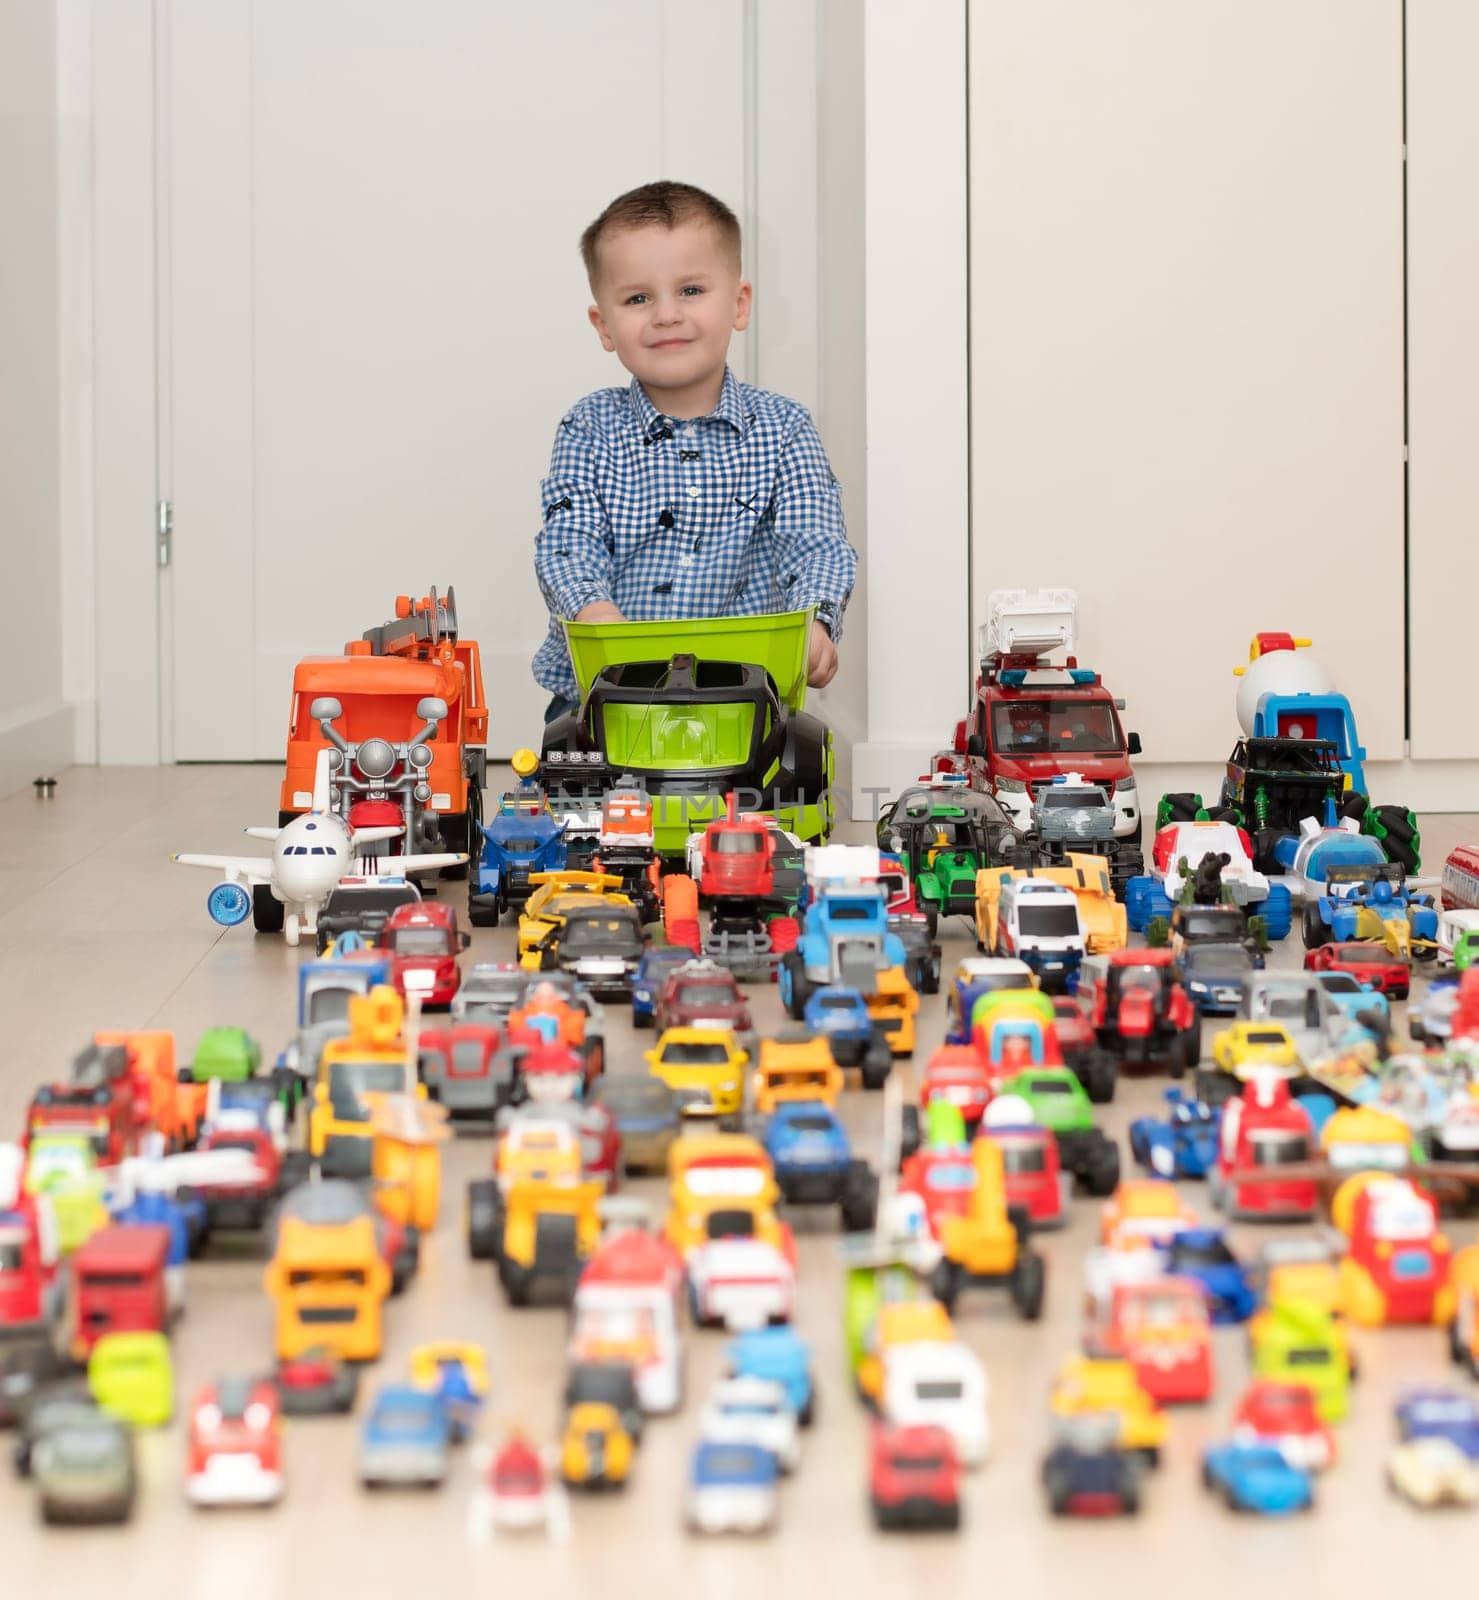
[206,881,253,927]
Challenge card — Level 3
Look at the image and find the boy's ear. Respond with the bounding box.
[732,280,754,333]
[588,303,617,353]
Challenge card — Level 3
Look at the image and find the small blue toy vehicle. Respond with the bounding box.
[780,878,905,1019]
[725,1327,816,1427]
[1313,971,1390,1035]
[1042,1414,1142,1517]
[684,1439,780,1535]
[803,986,893,1083]
[760,1103,878,1232]
[1201,1442,1313,1514]
[358,1385,452,1488]
[1395,1389,1479,1457]
[470,791,568,929]
[1302,863,1439,960]
[1158,1228,1256,1324]
[1128,1088,1219,1180]
[1177,943,1258,1015]
[630,947,694,1029]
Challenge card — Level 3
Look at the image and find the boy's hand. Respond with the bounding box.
[574,601,626,624]
[807,620,839,688]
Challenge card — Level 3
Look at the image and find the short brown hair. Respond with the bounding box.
[580,181,742,288]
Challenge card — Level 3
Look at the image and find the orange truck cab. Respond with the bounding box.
[264,1188,391,1361]
[276,588,487,860]
[95,1031,208,1153]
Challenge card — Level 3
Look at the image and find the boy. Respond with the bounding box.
[532,180,857,720]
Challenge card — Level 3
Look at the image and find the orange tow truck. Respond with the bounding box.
[276,587,487,861]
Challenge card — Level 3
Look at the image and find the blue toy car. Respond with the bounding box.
[725,1327,816,1427]
[358,1385,452,1488]
[1303,864,1439,957]
[1129,1088,1219,1180]
[803,986,893,1086]
[1313,971,1390,1034]
[1159,1227,1256,1324]
[630,946,694,1030]
[761,1102,878,1232]
[779,880,905,1020]
[1395,1389,1479,1458]
[684,1440,780,1534]
[1202,1442,1313,1514]
[1178,943,1258,1015]
[470,791,568,929]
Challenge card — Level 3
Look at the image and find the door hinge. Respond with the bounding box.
[157,500,173,568]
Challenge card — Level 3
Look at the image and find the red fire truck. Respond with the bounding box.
[70,1225,172,1359]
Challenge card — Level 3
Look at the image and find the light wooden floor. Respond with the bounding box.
[1,766,1475,1595]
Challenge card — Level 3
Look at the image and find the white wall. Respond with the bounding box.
[0,0,73,796]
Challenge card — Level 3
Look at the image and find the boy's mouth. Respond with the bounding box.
[649,338,692,350]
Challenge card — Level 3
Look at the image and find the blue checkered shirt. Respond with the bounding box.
[531,368,857,700]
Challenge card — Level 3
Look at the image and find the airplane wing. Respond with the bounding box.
[170,852,274,885]
[353,826,406,849]
[397,852,471,873]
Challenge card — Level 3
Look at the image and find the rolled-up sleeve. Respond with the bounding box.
[534,410,615,619]
[769,410,858,642]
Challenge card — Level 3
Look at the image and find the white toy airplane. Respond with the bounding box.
[172,748,467,946]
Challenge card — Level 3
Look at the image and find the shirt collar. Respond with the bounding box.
[628,367,750,441]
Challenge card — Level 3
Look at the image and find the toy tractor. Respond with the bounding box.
[494,1175,605,1307]
[540,610,833,860]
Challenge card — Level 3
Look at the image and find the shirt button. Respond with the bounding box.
[687,485,700,499]
[679,556,694,569]
[683,425,696,439]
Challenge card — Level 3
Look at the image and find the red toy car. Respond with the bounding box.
[381,901,469,1008]
[870,1422,961,1531]
[0,1181,66,1352]
[919,1051,994,1134]
[1339,1177,1453,1326]
[1076,950,1199,1076]
[1050,994,1115,1104]
[1087,1277,1214,1404]
[653,960,755,1039]
[978,1112,1069,1229]
[1303,941,1410,999]
[70,1225,172,1358]
[186,1377,284,1506]
[1214,1077,1317,1222]
[418,1023,511,1122]
[1230,1379,1336,1471]
[193,1124,305,1232]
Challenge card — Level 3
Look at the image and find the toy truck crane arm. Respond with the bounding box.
[360,586,461,658]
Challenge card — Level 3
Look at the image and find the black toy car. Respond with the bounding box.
[1042,1415,1143,1517]
[552,900,647,998]
[314,880,422,953]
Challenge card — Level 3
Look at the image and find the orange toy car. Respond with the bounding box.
[1100,1179,1197,1250]
[275,588,487,862]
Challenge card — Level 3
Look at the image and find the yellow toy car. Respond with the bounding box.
[662,1133,786,1259]
[497,1176,605,1306]
[751,1034,844,1114]
[975,856,1127,955]
[311,986,413,1175]
[517,870,631,969]
[931,1137,1045,1319]
[560,1401,635,1488]
[1210,1020,1301,1080]
[1050,1354,1168,1463]
[645,1028,748,1123]
[1320,1106,1415,1177]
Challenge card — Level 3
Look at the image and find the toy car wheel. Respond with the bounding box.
[252,883,285,933]
[799,1388,816,1428]
[1080,1048,1117,1104]
[860,1038,893,1091]
[467,1179,502,1261]
[841,1163,880,1232]
[1201,1462,1216,1491]
[930,1260,961,1312]
[779,952,813,1021]
[1047,1483,1071,1518]
[1085,1145,1120,1198]
[899,1105,921,1164]
[279,1151,312,1193]
[1011,1250,1045,1320]
[1258,882,1293,941]
[1123,876,1156,933]
[1120,1484,1141,1516]
[1302,904,1328,950]
[468,893,500,928]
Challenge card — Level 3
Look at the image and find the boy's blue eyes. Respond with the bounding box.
[624,286,706,306]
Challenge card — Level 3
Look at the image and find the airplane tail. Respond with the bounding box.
[312,746,335,813]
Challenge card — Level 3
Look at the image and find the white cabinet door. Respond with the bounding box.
[167,0,747,760]
[1407,0,1479,759]
[967,1,1406,765]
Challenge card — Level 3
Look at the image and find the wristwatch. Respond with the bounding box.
[814,602,838,640]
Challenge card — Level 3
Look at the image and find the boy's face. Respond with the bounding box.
[587,220,751,399]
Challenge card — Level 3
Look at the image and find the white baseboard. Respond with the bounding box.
[0,700,76,799]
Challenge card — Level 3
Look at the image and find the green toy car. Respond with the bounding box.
[190,1026,262,1082]
[996,1068,1120,1196]
[541,611,834,859]
[876,785,1022,931]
